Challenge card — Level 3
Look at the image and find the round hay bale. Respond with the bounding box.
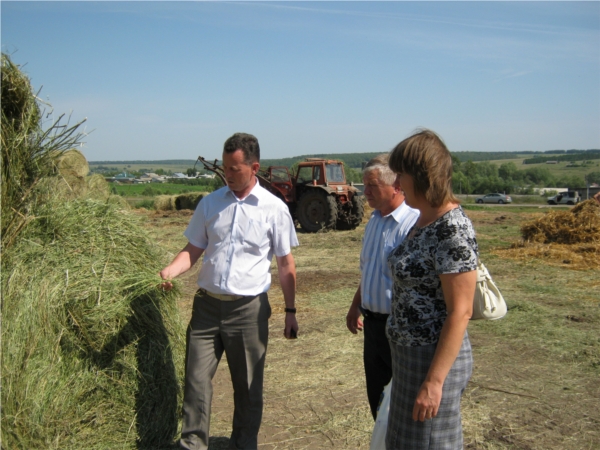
[154,195,176,211]
[106,194,130,209]
[55,149,89,178]
[174,192,207,210]
[37,174,87,201]
[86,174,110,199]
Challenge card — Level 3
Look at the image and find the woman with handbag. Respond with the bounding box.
[385,129,478,449]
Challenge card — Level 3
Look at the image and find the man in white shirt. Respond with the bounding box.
[346,154,419,419]
[160,133,299,450]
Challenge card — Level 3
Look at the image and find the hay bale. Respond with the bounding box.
[86,173,111,199]
[55,149,89,178]
[154,195,176,211]
[36,175,88,200]
[107,194,131,209]
[1,198,185,449]
[174,192,208,210]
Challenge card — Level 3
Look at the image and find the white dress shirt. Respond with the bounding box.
[184,179,299,296]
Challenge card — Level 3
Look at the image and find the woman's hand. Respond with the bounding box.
[412,380,443,421]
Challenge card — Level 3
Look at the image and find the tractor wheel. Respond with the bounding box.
[337,195,365,230]
[297,190,338,232]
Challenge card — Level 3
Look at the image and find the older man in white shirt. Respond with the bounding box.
[160,133,299,450]
[346,154,419,419]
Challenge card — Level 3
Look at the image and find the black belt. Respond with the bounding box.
[361,307,389,320]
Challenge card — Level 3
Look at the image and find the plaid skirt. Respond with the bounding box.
[385,333,472,450]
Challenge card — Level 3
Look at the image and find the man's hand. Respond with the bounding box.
[158,268,174,291]
[157,243,204,292]
[284,312,299,339]
[346,304,364,334]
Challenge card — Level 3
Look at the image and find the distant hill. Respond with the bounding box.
[90,149,600,170]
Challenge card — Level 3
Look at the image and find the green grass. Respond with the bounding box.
[111,182,218,197]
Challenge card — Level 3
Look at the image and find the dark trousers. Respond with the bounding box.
[180,291,271,450]
[363,310,393,420]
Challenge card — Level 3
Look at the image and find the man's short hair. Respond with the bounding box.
[389,129,458,207]
[223,133,260,164]
[363,153,397,186]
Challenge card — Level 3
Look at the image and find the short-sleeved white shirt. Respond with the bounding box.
[184,180,299,296]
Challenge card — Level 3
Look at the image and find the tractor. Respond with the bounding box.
[196,156,365,232]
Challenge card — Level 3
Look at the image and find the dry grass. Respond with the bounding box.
[2,54,185,449]
[496,199,600,270]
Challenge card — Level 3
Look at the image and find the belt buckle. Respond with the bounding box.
[199,288,243,301]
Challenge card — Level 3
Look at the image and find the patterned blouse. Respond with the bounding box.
[386,207,478,347]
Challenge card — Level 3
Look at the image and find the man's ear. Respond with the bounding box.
[251,161,260,174]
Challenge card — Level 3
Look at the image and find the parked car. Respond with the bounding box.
[475,193,512,204]
[547,191,580,205]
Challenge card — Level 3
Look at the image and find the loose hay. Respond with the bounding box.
[1,53,87,249]
[521,200,600,244]
[1,52,184,449]
[497,200,600,269]
[2,198,185,449]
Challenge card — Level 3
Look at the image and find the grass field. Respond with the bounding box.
[110,182,215,197]
[139,204,599,449]
[485,157,599,180]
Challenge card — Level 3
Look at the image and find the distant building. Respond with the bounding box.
[142,173,166,183]
[105,172,135,183]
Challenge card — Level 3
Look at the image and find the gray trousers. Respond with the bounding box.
[180,291,271,450]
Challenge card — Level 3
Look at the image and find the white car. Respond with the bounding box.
[475,193,512,204]
[547,191,580,205]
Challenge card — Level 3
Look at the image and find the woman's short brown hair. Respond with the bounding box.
[389,129,458,207]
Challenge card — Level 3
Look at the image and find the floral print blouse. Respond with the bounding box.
[386,206,478,347]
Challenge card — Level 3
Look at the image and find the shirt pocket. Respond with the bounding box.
[242,219,270,254]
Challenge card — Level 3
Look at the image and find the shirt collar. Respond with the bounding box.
[226,177,263,202]
[373,201,411,223]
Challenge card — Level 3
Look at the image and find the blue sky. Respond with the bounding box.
[2,1,599,162]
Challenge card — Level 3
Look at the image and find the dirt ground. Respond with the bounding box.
[144,206,599,449]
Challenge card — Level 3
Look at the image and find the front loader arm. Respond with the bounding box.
[195,156,227,186]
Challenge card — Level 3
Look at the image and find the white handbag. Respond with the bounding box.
[471,259,507,320]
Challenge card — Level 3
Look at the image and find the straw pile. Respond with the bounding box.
[497,200,600,269]
[521,200,600,244]
[1,53,185,449]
